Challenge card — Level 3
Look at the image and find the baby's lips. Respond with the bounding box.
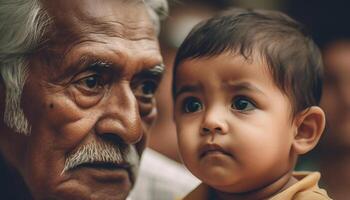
[199,143,232,158]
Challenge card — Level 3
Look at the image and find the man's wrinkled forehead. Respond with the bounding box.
[41,0,156,41]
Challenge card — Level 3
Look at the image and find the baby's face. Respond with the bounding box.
[174,53,297,193]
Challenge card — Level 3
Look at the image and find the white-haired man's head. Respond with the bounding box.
[0,0,168,135]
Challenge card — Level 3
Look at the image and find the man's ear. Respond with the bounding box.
[0,74,5,106]
[0,74,5,127]
[292,106,326,155]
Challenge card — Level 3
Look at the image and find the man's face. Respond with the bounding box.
[0,0,162,199]
[321,40,350,149]
[174,53,296,193]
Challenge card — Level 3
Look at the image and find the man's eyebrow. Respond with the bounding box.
[147,64,165,75]
[49,54,108,83]
[137,63,165,79]
[225,81,266,96]
[85,60,112,72]
[65,54,109,72]
[175,84,202,99]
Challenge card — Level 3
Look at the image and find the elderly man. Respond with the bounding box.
[0,0,167,199]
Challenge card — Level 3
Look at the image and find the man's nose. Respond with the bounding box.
[95,83,143,144]
[200,105,229,138]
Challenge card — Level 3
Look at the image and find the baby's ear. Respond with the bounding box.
[292,106,326,155]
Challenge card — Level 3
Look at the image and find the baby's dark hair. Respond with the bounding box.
[173,8,323,116]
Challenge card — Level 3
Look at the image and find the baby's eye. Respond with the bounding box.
[183,97,203,113]
[231,97,256,111]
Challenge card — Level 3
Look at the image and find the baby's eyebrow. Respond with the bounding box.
[175,84,202,98]
[225,82,266,96]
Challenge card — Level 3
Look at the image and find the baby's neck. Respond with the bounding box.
[212,171,297,200]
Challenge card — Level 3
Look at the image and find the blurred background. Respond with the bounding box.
[145,0,350,199]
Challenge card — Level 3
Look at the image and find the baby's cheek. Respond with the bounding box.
[177,133,189,149]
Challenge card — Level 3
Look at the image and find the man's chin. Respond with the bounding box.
[52,167,133,200]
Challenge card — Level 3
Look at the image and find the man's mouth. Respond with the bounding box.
[62,141,140,185]
[72,161,135,185]
[76,161,131,170]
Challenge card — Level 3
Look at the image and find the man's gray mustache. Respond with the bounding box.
[62,140,140,175]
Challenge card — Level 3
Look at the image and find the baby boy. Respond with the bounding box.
[172,8,331,200]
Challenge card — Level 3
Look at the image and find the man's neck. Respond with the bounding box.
[0,156,33,200]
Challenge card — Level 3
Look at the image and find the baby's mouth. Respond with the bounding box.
[199,143,232,158]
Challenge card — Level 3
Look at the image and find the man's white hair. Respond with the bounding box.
[0,0,168,135]
[144,0,169,34]
[0,0,51,134]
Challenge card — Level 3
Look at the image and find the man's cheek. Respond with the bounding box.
[141,105,157,131]
[56,117,97,148]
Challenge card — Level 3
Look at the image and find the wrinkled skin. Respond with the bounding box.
[0,0,163,199]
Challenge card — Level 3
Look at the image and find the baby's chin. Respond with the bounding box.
[201,175,244,193]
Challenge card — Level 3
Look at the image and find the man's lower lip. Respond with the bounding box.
[72,164,132,182]
[73,165,132,184]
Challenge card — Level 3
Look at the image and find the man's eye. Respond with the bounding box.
[84,76,99,88]
[231,97,256,111]
[183,97,203,113]
[134,80,158,99]
[76,75,103,92]
[134,79,158,117]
